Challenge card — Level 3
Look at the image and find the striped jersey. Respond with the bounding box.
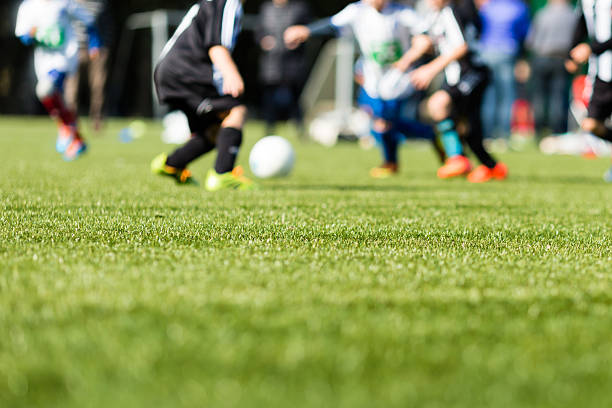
[580,0,612,82]
[420,2,483,86]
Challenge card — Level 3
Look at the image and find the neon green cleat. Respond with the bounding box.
[204,166,257,191]
[150,153,198,185]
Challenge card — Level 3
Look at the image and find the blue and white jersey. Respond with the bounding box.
[15,0,96,79]
[330,1,421,99]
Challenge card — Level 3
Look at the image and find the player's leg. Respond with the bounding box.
[88,47,109,131]
[427,90,471,179]
[370,117,400,178]
[37,70,86,160]
[152,103,216,185]
[204,105,256,191]
[582,78,612,181]
[465,103,508,183]
[581,79,612,142]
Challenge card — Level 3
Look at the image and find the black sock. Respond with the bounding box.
[215,127,242,174]
[166,133,215,169]
[605,126,612,143]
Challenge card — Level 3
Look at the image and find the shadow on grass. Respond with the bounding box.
[266,183,445,193]
[511,174,605,185]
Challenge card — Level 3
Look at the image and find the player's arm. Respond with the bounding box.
[67,0,101,58]
[566,13,589,72]
[209,45,244,98]
[394,35,433,72]
[393,9,434,72]
[15,3,37,46]
[284,19,336,49]
[284,4,356,49]
[411,41,468,90]
[410,9,469,90]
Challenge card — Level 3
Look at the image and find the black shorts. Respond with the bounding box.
[154,61,242,133]
[442,68,490,117]
[588,78,612,121]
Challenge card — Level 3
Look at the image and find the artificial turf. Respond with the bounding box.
[1,116,612,407]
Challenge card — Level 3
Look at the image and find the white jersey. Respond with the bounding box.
[15,0,94,79]
[330,1,421,99]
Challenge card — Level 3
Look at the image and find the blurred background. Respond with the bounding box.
[0,0,349,117]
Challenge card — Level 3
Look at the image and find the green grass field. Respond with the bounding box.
[2,116,612,407]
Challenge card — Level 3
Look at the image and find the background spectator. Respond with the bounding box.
[256,0,311,135]
[478,0,530,146]
[526,0,577,135]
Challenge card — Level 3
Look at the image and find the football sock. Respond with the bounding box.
[215,127,243,174]
[396,119,435,140]
[372,129,399,164]
[41,93,77,129]
[166,133,215,169]
[465,111,497,169]
[436,119,463,158]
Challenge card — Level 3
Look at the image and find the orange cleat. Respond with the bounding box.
[467,162,508,183]
[437,155,471,179]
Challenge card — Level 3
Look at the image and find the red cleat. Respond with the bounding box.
[437,155,472,179]
[467,162,509,183]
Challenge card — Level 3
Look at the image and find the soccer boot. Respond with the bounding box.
[150,153,198,185]
[370,162,399,179]
[204,166,257,191]
[56,124,74,153]
[437,155,472,179]
[467,163,509,183]
[63,138,87,161]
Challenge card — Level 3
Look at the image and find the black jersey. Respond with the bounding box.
[156,0,243,95]
[423,1,484,86]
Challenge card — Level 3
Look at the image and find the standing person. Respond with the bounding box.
[284,0,439,178]
[409,0,508,183]
[15,0,100,161]
[478,0,530,147]
[256,0,311,135]
[526,0,577,136]
[565,0,612,180]
[150,0,255,191]
[64,0,113,131]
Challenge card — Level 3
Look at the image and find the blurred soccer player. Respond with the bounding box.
[284,0,438,179]
[15,0,100,161]
[64,0,113,132]
[408,0,508,183]
[565,0,612,180]
[151,0,255,191]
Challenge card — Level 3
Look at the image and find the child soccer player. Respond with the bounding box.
[15,0,100,161]
[565,0,612,180]
[151,0,254,191]
[409,0,508,183]
[284,0,438,178]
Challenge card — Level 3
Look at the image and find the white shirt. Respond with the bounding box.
[15,0,94,78]
[330,1,421,99]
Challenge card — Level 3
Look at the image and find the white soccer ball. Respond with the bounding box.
[249,136,295,179]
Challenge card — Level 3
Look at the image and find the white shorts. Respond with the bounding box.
[34,40,79,81]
